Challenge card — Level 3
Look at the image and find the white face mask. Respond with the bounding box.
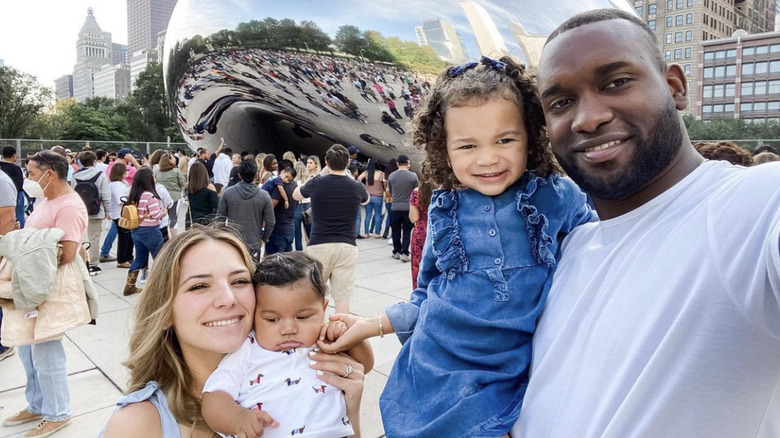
[23,171,49,199]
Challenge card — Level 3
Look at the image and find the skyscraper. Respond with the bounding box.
[55,75,74,100]
[127,0,178,54]
[72,8,112,102]
[418,17,469,63]
[460,2,509,58]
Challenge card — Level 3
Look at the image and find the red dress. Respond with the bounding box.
[409,189,428,289]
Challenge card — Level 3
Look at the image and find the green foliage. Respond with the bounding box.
[24,99,75,139]
[684,115,780,147]
[128,62,182,142]
[334,25,364,56]
[0,67,52,138]
[383,37,448,75]
[62,102,128,141]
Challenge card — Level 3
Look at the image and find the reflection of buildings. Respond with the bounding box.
[73,8,113,102]
[460,2,509,58]
[416,18,469,63]
[508,19,546,67]
[127,0,178,54]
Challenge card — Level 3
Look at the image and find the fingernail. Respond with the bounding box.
[309,350,316,356]
[316,370,324,376]
[313,346,320,352]
[309,360,317,365]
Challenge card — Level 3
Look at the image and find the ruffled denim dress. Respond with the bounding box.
[382,172,596,438]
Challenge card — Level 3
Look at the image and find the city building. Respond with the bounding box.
[698,30,780,122]
[156,30,167,65]
[72,7,113,102]
[0,59,4,67]
[130,48,159,90]
[633,0,776,115]
[460,2,509,58]
[112,43,129,65]
[416,17,469,64]
[94,63,131,99]
[127,0,178,54]
[55,74,74,100]
[508,19,547,67]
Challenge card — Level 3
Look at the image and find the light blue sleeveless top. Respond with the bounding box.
[98,381,181,437]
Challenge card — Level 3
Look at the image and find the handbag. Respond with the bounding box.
[303,206,313,225]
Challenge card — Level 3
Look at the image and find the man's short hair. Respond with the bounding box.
[95,149,107,160]
[79,151,97,167]
[2,146,16,158]
[325,144,350,171]
[397,154,410,165]
[280,165,297,180]
[546,9,665,71]
[51,145,67,157]
[224,147,233,156]
[238,159,258,183]
[30,150,69,180]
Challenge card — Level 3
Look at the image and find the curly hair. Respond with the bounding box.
[694,141,754,166]
[411,56,558,191]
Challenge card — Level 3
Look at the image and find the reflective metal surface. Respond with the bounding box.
[164,0,634,165]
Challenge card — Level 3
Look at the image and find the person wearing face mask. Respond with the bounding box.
[0,150,91,438]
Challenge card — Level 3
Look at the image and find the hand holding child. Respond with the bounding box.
[317,313,384,354]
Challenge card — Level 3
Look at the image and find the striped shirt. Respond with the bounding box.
[138,191,165,227]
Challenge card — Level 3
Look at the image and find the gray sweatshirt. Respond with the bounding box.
[216,181,275,252]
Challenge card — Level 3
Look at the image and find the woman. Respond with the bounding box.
[148,149,166,173]
[358,158,385,238]
[382,158,398,240]
[124,168,166,296]
[408,178,432,289]
[292,160,309,251]
[186,162,218,226]
[155,153,187,238]
[259,154,277,184]
[109,163,133,268]
[99,227,366,437]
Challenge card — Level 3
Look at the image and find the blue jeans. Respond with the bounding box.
[100,221,117,257]
[15,191,25,228]
[129,226,163,272]
[384,202,392,236]
[18,340,71,421]
[265,231,293,255]
[355,208,362,237]
[293,203,311,251]
[0,307,6,352]
[364,195,383,235]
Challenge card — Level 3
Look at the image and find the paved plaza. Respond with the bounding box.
[0,235,409,437]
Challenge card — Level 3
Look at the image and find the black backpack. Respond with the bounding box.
[74,170,102,216]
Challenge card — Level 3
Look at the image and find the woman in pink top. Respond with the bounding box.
[358,158,385,238]
[124,168,166,296]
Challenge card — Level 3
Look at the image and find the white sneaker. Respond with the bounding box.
[139,268,149,285]
[387,238,393,245]
[400,254,410,262]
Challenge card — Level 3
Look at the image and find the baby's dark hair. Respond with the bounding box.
[411,56,559,190]
[253,252,327,298]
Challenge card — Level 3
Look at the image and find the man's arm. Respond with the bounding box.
[0,206,16,235]
[58,240,80,265]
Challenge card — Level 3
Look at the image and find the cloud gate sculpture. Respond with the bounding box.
[164,0,635,167]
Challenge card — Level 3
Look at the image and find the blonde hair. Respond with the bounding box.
[124,226,255,434]
[282,151,297,163]
[178,155,190,175]
[293,160,308,184]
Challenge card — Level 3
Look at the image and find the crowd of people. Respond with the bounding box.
[1,7,780,438]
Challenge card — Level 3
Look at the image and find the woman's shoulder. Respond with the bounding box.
[101,400,163,438]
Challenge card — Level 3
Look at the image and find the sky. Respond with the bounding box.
[0,0,127,88]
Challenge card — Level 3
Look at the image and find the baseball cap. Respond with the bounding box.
[348,146,360,155]
[117,148,133,158]
[397,154,410,164]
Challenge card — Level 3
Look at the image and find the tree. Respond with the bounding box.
[24,98,76,139]
[0,67,51,138]
[129,62,181,142]
[334,25,365,57]
[299,21,332,52]
[62,103,127,141]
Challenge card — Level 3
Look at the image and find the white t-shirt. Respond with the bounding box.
[514,161,780,438]
[155,183,173,229]
[213,153,233,186]
[203,332,353,438]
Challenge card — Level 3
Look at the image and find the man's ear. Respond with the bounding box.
[666,64,688,111]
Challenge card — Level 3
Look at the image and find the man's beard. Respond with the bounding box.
[556,103,683,201]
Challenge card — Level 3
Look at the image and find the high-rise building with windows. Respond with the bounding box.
[416,17,469,63]
[94,63,131,99]
[633,0,776,116]
[55,75,74,100]
[699,31,780,122]
[127,0,178,54]
[72,7,113,102]
[112,43,129,65]
[130,48,159,91]
[460,2,509,58]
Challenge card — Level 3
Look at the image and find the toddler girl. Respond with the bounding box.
[319,56,596,437]
[201,252,372,438]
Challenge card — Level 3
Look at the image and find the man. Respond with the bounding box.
[2,150,88,437]
[386,154,417,262]
[0,147,25,228]
[294,144,369,313]
[513,10,780,438]
[264,166,298,255]
[347,146,366,173]
[72,151,111,273]
[93,149,109,174]
[190,140,223,180]
[216,159,275,259]
[105,148,140,184]
[0,170,17,361]
[213,142,233,194]
[50,146,73,183]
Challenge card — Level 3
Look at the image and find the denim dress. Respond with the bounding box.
[382,172,596,437]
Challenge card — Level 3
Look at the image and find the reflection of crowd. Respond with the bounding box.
[173,47,431,151]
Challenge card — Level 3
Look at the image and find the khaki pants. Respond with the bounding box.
[305,243,359,305]
[85,218,103,265]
